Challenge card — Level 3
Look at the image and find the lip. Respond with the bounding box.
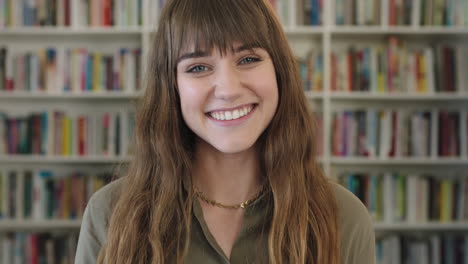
[206,103,256,114]
[206,104,257,127]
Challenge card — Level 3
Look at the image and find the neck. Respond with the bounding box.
[192,139,263,205]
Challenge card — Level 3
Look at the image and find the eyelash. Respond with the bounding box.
[186,56,262,73]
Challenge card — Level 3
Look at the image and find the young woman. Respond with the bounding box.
[75,0,375,263]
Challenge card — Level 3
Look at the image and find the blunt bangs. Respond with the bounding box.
[168,0,274,61]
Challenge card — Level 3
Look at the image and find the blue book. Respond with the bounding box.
[41,112,48,155]
[86,53,93,92]
[311,0,320,25]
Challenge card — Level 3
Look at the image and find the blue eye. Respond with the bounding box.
[240,57,261,64]
[187,65,208,73]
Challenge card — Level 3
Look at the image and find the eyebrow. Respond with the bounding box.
[176,44,261,65]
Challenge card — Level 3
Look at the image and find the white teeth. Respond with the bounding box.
[209,104,255,121]
[225,111,232,120]
[233,110,240,119]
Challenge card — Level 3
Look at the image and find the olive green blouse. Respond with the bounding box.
[75,178,376,263]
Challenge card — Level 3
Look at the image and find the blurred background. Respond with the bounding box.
[0,0,467,263]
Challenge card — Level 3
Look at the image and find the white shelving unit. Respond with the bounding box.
[1,0,467,236]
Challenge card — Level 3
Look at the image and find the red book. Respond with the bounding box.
[389,0,396,25]
[331,53,337,91]
[65,0,71,26]
[103,0,111,26]
[347,50,354,91]
[30,234,39,264]
[388,111,397,157]
[78,116,85,156]
[439,111,449,156]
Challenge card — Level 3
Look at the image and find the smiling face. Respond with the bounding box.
[176,43,279,154]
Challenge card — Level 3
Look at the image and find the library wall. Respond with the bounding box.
[1,0,468,263]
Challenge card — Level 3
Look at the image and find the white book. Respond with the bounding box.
[381,0,389,26]
[370,47,378,93]
[55,47,65,94]
[15,171,24,220]
[347,112,357,156]
[15,0,23,27]
[121,111,129,157]
[126,50,136,92]
[32,171,41,220]
[424,48,436,94]
[366,110,377,158]
[379,110,392,159]
[406,175,418,222]
[3,236,12,264]
[406,53,416,94]
[412,0,421,26]
[422,178,429,222]
[57,0,64,26]
[357,0,365,25]
[30,53,39,92]
[395,110,405,157]
[383,172,394,222]
[430,235,441,264]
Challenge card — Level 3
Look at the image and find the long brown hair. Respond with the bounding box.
[98,0,339,263]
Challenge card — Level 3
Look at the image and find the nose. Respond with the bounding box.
[213,63,243,101]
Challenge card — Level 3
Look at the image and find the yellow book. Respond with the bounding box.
[93,52,102,92]
[63,177,71,219]
[377,47,385,93]
[419,54,428,93]
[63,117,70,155]
[440,180,452,222]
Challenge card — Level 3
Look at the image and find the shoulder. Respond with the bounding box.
[75,178,123,264]
[330,182,376,264]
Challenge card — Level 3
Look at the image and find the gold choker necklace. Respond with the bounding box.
[194,185,265,209]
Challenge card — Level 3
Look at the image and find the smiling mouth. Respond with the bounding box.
[207,104,258,121]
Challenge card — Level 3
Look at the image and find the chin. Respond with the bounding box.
[211,140,256,155]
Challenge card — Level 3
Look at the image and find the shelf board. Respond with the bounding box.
[331,157,468,165]
[0,220,81,231]
[375,222,468,231]
[331,26,468,35]
[330,92,468,100]
[0,26,143,36]
[284,26,324,35]
[0,155,132,164]
[0,92,141,100]
[305,91,323,99]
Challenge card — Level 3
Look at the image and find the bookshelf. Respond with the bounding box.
[1,0,468,262]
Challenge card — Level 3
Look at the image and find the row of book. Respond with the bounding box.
[335,0,381,26]
[0,46,142,93]
[331,38,468,93]
[377,234,468,264]
[0,232,77,264]
[335,0,468,27]
[0,0,143,28]
[340,171,468,223]
[297,51,323,92]
[0,110,135,157]
[0,170,111,220]
[331,109,468,158]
